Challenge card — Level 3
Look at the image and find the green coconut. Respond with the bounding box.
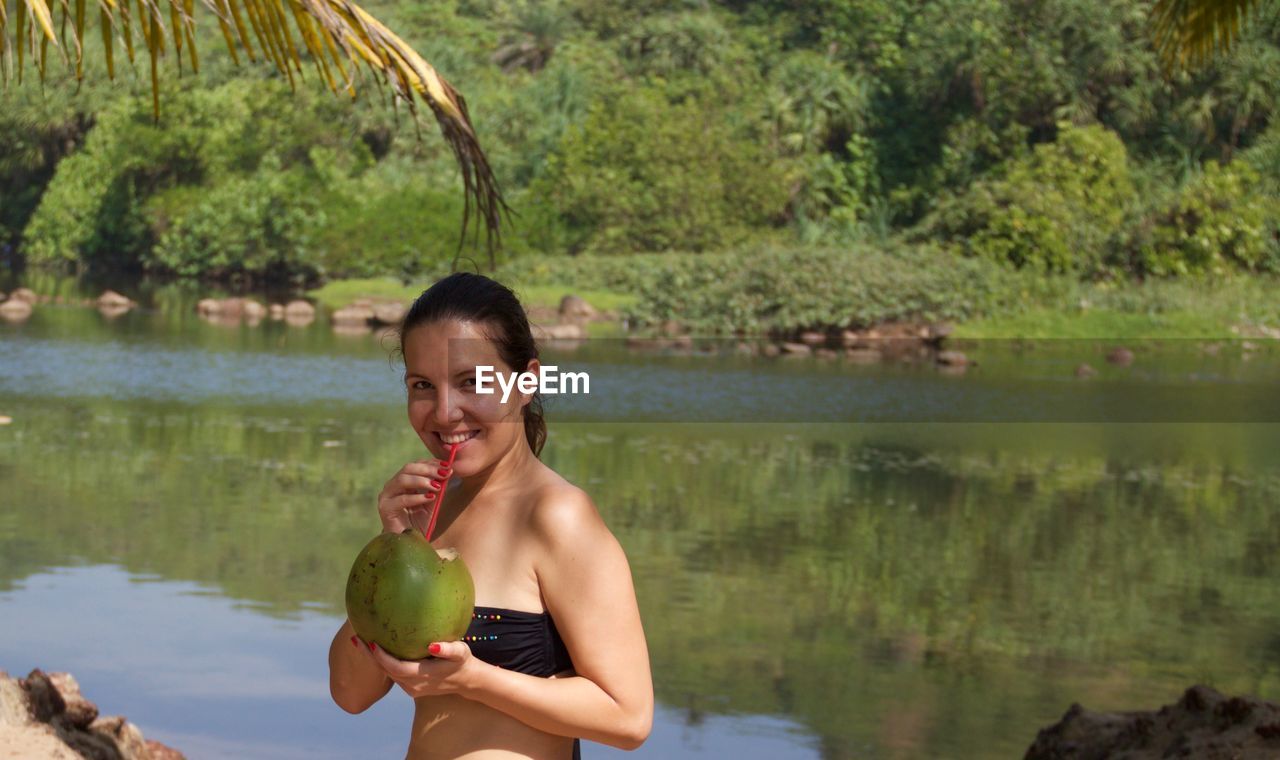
[345,529,475,660]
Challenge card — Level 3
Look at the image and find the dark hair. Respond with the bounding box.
[398,273,546,457]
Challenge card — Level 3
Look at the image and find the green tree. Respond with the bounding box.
[533,87,788,254]
[926,123,1135,274]
[2,0,504,251]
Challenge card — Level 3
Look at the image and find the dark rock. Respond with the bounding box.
[284,300,316,319]
[533,322,586,341]
[284,300,316,327]
[90,715,149,758]
[332,303,375,326]
[48,673,98,729]
[0,298,33,322]
[779,342,812,355]
[558,295,598,322]
[1024,685,1280,760]
[625,336,675,350]
[21,670,64,723]
[927,322,954,342]
[1075,363,1097,378]
[936,350,969,367]
[198,297,265,323]
[1106,347,1134,366]
[371,301,408,326]
[846,348,882,364]
[195,298,222,316]
[762,344,781,357]
[96,291,135,310]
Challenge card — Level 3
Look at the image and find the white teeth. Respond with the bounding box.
[440,431,478,444]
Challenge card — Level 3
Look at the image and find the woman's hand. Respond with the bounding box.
[377,460,454,534]
[350,635,482,699]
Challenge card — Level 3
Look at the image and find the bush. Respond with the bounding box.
[609,244,1029,334]
[925,123,1135,275]
[532,86,789,254]
[146,155,325,283]
[22,78,380,280]
[1118,162,1280,276]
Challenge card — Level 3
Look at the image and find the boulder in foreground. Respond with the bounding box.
[1024,684,1280,759]
[0,669,184,760]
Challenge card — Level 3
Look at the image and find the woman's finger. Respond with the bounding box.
[394,472,440,493]
[408,460,450,476]
[381,492,436,515]
[369,642,424,678]
[426,641,468,661]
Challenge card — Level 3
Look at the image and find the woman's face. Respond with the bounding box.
[401,319,535,474]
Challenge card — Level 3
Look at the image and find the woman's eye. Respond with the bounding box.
[462,377,477,388]
[411,380,432,391]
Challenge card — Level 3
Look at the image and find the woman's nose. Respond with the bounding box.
[432,387,463,426]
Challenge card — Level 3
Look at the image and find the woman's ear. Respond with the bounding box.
[519,358,541,408]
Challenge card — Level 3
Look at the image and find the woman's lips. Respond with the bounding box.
[434,430,479,450]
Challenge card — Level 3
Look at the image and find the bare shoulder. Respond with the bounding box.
[525,478,608,546]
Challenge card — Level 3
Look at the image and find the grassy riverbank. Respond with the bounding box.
[954,276,1280,340]
[305,249,1280,341]
[307,276,638,315]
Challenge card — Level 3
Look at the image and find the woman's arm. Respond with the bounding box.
[328,618,394,714]
[477,488,654,748]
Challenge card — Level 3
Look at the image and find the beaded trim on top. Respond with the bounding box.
[464,611,502,642]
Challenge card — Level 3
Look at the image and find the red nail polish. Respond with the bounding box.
[428,643,441,655]
[437,469,449,477]
[350,635,358,647]
[425,492,436,500]
[368,641,376,652]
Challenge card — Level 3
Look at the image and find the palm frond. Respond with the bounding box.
[1,0,508,263]
[1152,0,1262,72]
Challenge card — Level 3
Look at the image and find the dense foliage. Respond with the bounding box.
[2,0,1278,288]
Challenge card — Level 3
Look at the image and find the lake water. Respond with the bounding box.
[2,298,1279,758]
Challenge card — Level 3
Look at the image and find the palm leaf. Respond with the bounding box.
[1152,0,1263,71]
[0,0,508,262]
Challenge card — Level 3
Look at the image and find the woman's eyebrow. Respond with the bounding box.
[402,369,478,381]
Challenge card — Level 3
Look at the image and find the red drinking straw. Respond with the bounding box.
[423,442,459,543]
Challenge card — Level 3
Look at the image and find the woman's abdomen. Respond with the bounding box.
[407,695,575,760]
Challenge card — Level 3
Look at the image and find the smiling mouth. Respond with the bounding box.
[435,430,479,445]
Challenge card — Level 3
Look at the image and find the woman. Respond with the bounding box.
[328,273,653,759]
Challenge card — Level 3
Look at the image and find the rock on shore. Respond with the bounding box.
[0,669,183,760]
[1024,684,1280,759]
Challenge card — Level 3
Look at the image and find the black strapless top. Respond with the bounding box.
[463,606,580,759]
[464,606,575,676]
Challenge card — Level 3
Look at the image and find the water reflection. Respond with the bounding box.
[3,310,1280,758]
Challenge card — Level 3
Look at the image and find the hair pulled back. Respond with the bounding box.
[398,273,546,458]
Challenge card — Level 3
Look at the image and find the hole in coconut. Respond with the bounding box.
[435,548,460,562]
